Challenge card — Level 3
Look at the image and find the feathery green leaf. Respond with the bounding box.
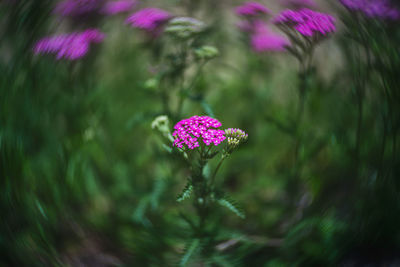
[217,196,245,219]
[177,182,193,202]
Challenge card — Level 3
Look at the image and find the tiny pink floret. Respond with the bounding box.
[172,116,226,150]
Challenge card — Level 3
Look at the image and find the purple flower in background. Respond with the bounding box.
[54,0,102,17]
[339,0,400,20]
[280,0,317,9]
[33,29,105,60]
[126,8,171,36]
[101,0,136,15]
[235,1,271,17]
[250,22,290,52]
[273,8,336,37]
[172,116,226,150]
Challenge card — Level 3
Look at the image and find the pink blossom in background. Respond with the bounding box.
[280,0,317,9]
[33,29,105,60]
[273,8,336,37]
[172,116,226,150]
[339,0,400,20]
[126,8,171,36]
[250,22,290,52]
[235,1,270,17]
[54,0,102,17]
[101,0,136,15]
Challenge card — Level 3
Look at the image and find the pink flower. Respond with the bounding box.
[273,8,336,37]
[172,116,226,150]
[339,0,400,20]
[101,0,136,15]
[235,1,271,17]
[126,8,171,36]
[250,22,290,52]
[33,29,105,60]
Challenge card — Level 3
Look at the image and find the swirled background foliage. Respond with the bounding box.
[1,0,400,266]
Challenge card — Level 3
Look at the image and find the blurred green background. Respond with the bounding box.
[1,0,400,266]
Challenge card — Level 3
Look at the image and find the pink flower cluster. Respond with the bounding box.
[33,29,105,60]
[273,8,336,37]
[235,1,271,17]
[250,22,290,52]
[126,8,171,35]
[339,0,400,20]
[172,116,226,150]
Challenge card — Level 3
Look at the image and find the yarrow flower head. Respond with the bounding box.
[126,8,171,36]
[280,0,317,9]
[101,0,136,15]
[33,29,105,60]
[273,8,336,37]
[250,22,290,52]
[235,1,271,17]
[225,128,248,152]
[339,0,400,20]
[172,116,226,150]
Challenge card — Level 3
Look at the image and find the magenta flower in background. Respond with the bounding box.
[101,0,136,15]
[33,29,105,60]
[280,0,317,9]
[250,22,290,52]
[339,0,400,20]
[235,1,271,17]
[273,8,336,37]
[126,8,171,36]
[172,116,226,150]
[54,0,102,17]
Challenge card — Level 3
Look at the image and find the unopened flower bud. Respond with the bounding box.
[165,17,206,39]
[152,115,174,142]
[225,128,248,152]
[194,45,219,60]
[144,77,159,91]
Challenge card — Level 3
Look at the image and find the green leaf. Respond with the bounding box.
[177,182,193,202]
[217,196,245,219]
[180,239,200,266]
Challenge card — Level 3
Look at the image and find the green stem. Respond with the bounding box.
[175,62,206,120]
[354,86,364,177]
[210,155,226,188]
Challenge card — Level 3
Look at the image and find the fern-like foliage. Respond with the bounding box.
[177,181,193,202]
[179,238,200,266]
[217,195,245,219]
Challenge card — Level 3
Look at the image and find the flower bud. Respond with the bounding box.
[194,46,219,60]
[152,115,174,142]
[165,17,206,39]
[225,128,248,153]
